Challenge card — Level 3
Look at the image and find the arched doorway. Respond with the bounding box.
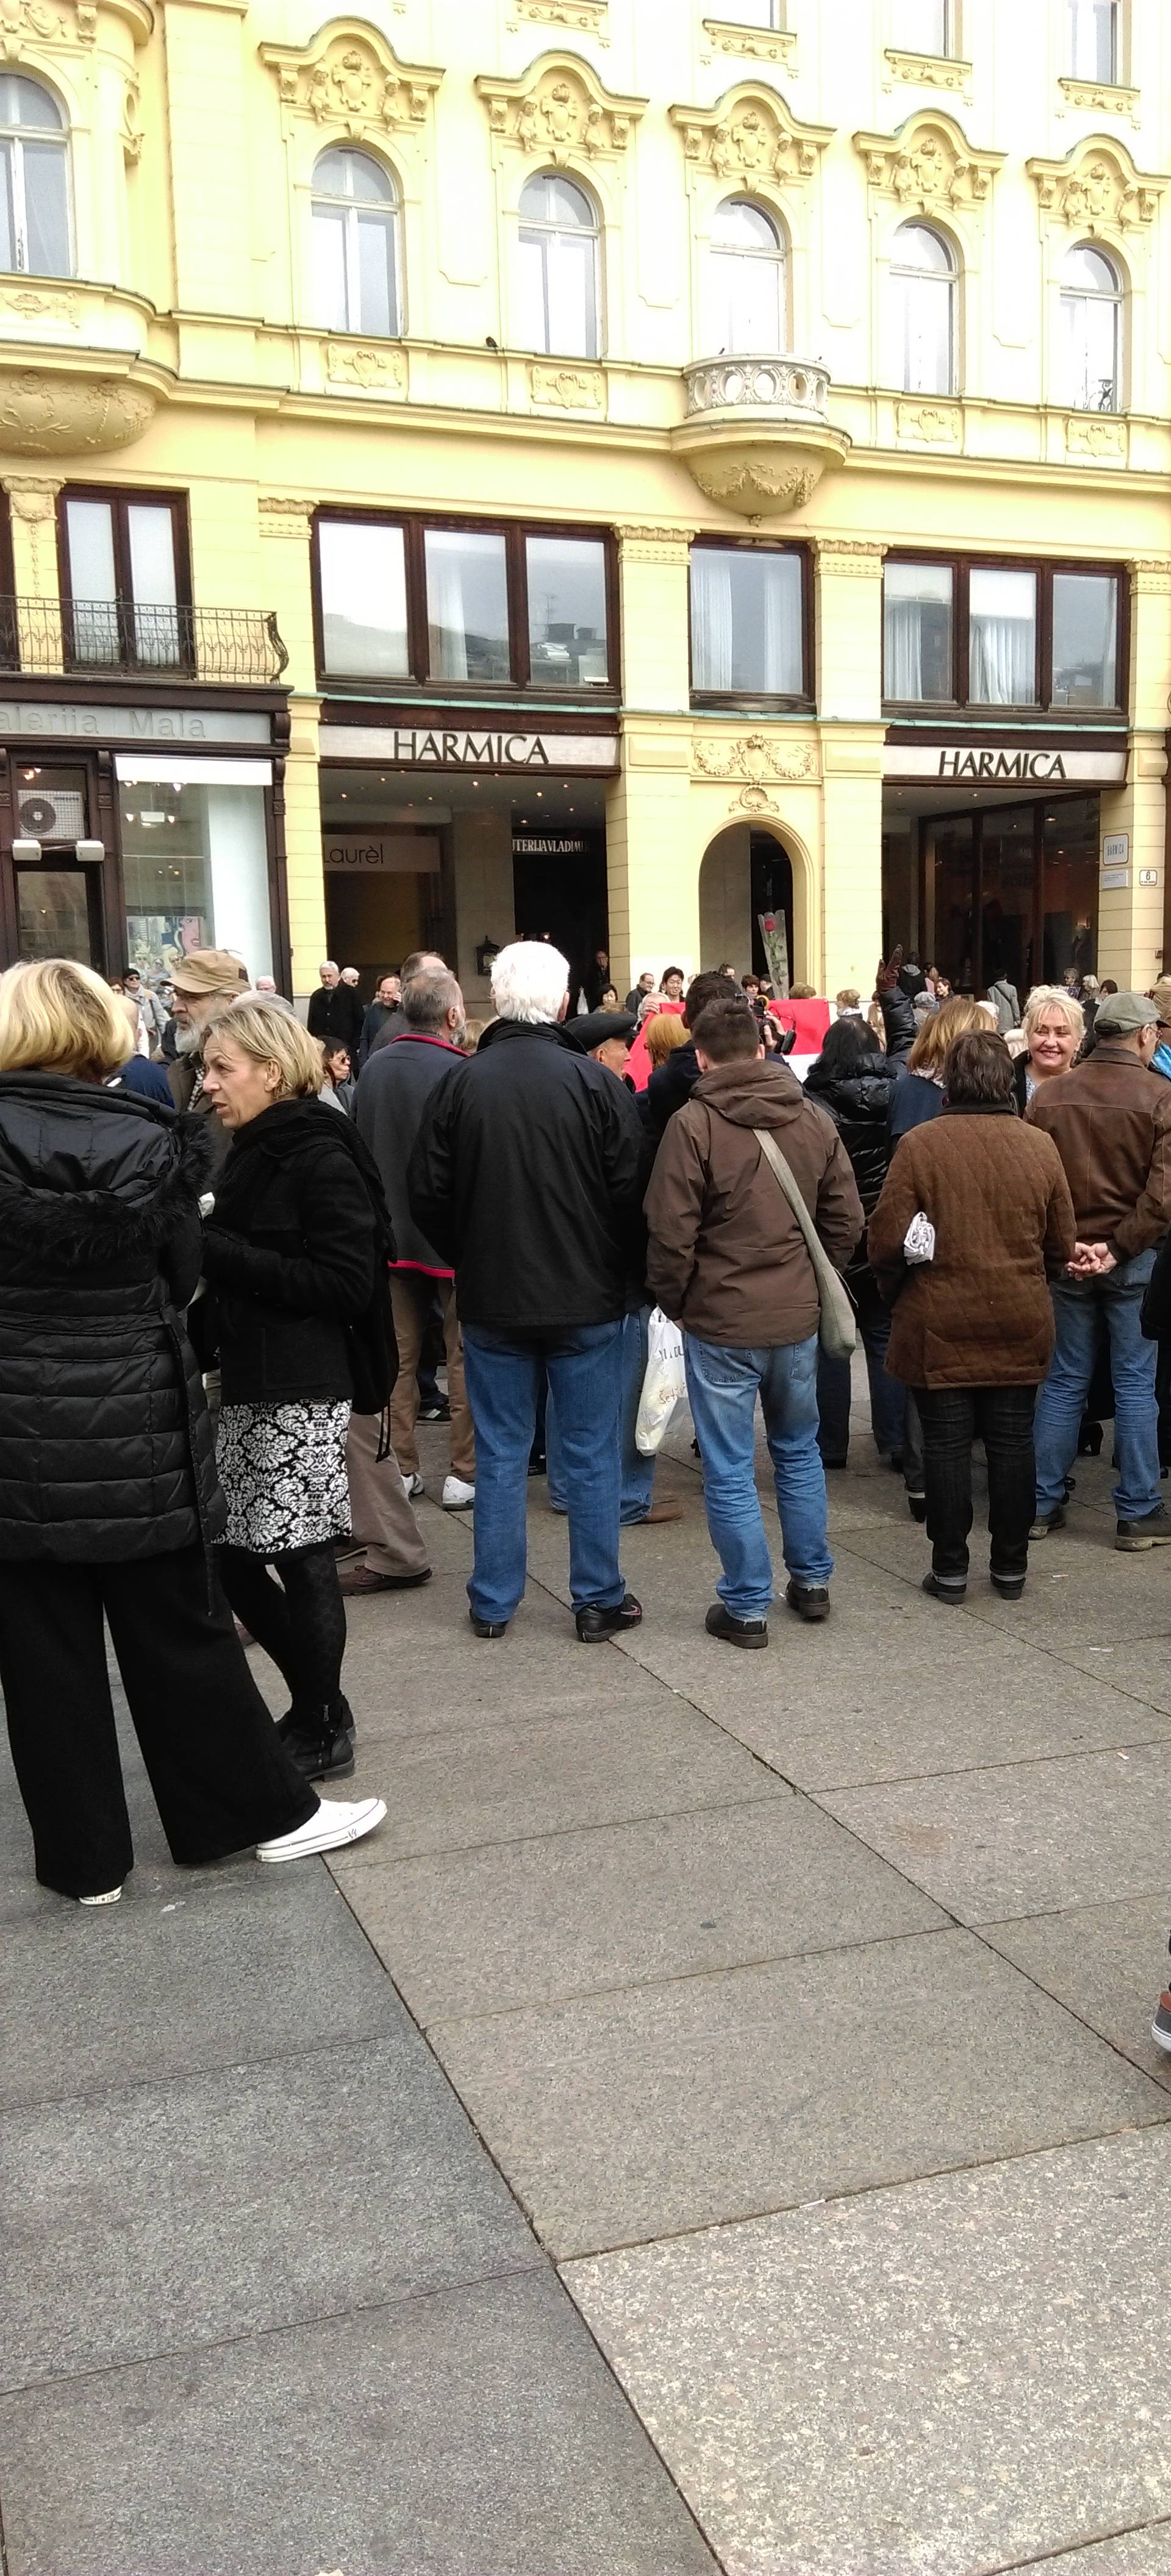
[699,821,797,992]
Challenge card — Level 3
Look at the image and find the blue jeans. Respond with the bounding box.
[684,1331,833,1619]
[461,1321,625,1622]
[1034,1251,1160,1522]
[547,1306,655,1525]
[817,1267,906,1464]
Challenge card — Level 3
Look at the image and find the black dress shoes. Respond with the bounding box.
[575,1593,643,1644]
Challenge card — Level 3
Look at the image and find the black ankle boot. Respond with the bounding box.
[278,1708,356,1781]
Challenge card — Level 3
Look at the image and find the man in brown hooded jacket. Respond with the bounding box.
[645,996,862,1647]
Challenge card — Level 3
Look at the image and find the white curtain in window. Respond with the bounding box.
[970,571,1036,704]
[691,553,735,691]
[893,0,948,50]
[885,601,924,698]
[426,538,470,682]
[311,207,348,334]
[1068,0,1116,79]
[128,504,179,668]
[545,227,594,359]
[893,268,953,394]
[760,562,796,691]
[1060,286,1118,410]
[65,496,118,664]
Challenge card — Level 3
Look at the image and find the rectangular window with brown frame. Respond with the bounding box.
[883,553,1125,716]
[689,538,812,706]
[57,487,191,676]
[312,509,617,697]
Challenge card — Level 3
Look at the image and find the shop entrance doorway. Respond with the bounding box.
[884,787,1100,995]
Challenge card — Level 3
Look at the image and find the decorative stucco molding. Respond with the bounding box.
[896,397,961,444]
[529,360,604,409]
[615,521,694,562]
[0,0,151,52]
[1026,136,1167,232]
[0,282,81,327]
[326,340,407,393]
[2,470,60,519]
[1057,76,1139,125]
[854,110,1004,210]
[882,48,972,98]
[814,538,888,576]
[259,493,316,538]
[700,19,797,70]
[506,0,609,37]
[1064,412,1126,457]
[476,52,645,162]
[1130,557,1171,594]
[261,21,442,144]
[694,731,820,784]
[671,82,831,187]
[0,369,154,455]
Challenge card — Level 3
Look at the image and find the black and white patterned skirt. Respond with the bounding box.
[216,1400,351,1556]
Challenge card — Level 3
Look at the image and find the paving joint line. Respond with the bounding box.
[0,2257,549,2405]
[978,2510,1171,2572]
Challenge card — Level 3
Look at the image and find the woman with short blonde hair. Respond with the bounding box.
[643,1011,690,1070]
[0,956,126,1084]
[1013,985,1085,1113]
[200,998,393,1784]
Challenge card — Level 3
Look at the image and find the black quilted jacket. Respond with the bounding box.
[0,1072,224,1561]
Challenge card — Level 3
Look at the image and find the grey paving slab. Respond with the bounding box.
[429,1927,1167,2256]
[339,1567,651,1739]
[0,1865,404,2110]
[0,2270,718,2576]
[334,1791,947,2022]
[817,1740,1171,1922]
[565,2128,1171,2576]
[613,1544,966,1713]
[704,1628,1171,1791]
[0,2035,539,2390]
[1037,2530,1171,2574]
[1055,1632,1171,1717]
[338,1692,785,1861]
[986,1894,1171,2089]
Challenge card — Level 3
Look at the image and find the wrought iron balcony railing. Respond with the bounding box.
[0,598,289,685]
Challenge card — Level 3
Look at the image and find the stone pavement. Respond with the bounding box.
[4,1390,1171,2573]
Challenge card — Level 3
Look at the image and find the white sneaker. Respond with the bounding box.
[442,1475,476,1511]
[405,1471,424,1498]
[256,1797,387,1864]
[79,1886,123,1906]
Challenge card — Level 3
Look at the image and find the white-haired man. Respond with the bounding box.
[409,940,649,1642]
[308,959,363,1054]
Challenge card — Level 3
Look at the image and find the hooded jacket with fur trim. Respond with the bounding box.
[0,1072,224,1560]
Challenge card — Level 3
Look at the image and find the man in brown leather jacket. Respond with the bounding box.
[1026,987,1171,1549]
[645,995,862,1647]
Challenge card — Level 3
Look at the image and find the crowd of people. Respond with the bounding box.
[5,928,1171,2055]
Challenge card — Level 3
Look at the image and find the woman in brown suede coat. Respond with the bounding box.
[868,1029,1077,1605]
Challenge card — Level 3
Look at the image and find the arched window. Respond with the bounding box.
[890,221,956,395]
[1060,243,1122,412]
[709,198,788,354]
[0,76,70,277]
[311,148,399,337]
[517,173,600,359]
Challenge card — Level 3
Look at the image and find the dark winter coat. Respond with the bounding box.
[642,1039,702,1143]
[356,1029,467,1277]
[877,987,917,1061]
[868,1107,1076,1388]
[201,1098,382,1406]
[889,1067,946,1147]
[407,1016,650,1331]
[307,982,365,1053]
[804,1045,898,1221]
[0,1073,223,1562]
[644,1056,864,1349]
[115,1055,174,1106]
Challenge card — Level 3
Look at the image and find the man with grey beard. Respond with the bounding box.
[166,948,250,1178]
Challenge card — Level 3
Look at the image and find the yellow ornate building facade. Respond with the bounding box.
[0,0,1166,1007]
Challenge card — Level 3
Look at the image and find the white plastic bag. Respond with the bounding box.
[636,1308,687,1454]
[903,1210,936,1265]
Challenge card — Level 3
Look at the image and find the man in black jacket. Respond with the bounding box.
[307,962,364,1055]
[409,940,650,1643]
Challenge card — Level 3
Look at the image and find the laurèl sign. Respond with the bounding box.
[884,743,1127,785]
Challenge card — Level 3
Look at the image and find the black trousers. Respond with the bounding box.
[0,1546,317,1901]
[915,1384,1038,1583]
